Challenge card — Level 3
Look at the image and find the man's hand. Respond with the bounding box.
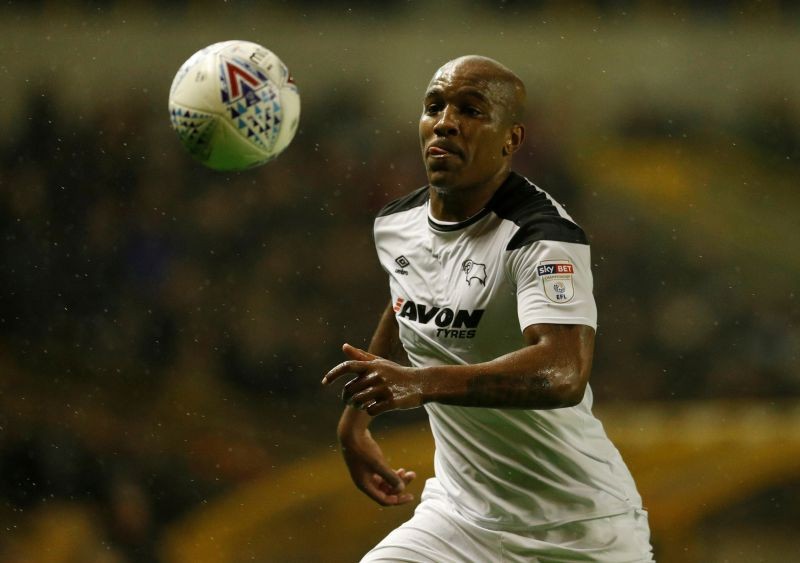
[322,343,425,416]
[324,343,417,506]
[339,426,417,506]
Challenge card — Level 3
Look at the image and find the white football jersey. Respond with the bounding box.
[374,172,643,530]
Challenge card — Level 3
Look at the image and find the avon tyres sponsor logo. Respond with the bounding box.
[394,297,483,339]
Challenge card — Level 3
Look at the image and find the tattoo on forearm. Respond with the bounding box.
[465,371,555,408]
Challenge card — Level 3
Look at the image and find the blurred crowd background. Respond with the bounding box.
[1,1,799,562]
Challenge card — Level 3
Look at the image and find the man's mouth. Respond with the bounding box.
[427,143,461,158]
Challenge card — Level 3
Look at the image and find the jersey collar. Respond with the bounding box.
[426,172,523,232]
[427,204,491,232]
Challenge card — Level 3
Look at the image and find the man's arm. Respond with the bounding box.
[333,301,416,506]
[427,323,594,409]
[335,300,406,438]
[366,299,409,364]
[335,302,395,442]
[323,322,594,416]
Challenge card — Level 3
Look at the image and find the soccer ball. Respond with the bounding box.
[168,40,300,171]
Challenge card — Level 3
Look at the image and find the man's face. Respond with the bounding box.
[419,60,513,191]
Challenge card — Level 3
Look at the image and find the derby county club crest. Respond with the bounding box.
[462,259,487,286]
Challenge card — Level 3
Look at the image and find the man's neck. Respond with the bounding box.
[428,168,511,222]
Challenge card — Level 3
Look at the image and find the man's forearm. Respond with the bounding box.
[419,325,593,410]
[330,315,594,414]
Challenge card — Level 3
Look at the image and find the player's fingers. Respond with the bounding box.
[365,397,395,417]
[372,473,394,493]
[394,469,415,503]
[370,466,404,493]
[370,474,414,504]
[343,374,387,404]
[362,475,414,506]
[321,360,369,385]
[360,477,396,506]
[377,490,415,505]
[346,387,385,410]
[342,372,379,398]
[371,475,402,497]
[364,484,414,506]
[343,343,379,361]
[396,492,415,504]
[397,468,417,485]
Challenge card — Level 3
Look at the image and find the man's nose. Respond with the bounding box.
[433,106,459,136]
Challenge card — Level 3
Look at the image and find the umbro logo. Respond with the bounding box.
[395,255,410,276]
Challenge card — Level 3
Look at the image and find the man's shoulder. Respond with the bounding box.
[376,185,429,219]
[489,172,589,251]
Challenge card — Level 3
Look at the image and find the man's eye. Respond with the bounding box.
[424,104,441,115]
[465,107,482,117]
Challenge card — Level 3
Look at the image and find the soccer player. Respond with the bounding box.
[322,55,653,562]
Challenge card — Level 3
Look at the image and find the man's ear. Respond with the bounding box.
[504,123,525,156]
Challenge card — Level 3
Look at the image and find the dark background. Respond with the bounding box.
[1,1,798,561]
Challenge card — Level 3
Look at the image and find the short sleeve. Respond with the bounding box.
[509,240,597,331]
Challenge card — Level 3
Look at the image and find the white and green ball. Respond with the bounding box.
[168,40,300,171]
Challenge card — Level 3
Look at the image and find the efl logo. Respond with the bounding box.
[537,260,575,304]
[537,263,574,276]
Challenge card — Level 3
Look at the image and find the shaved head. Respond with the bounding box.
[419,54,527,218]
[428,55,526,124]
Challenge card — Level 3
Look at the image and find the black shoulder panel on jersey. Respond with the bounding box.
[488,172,589,250]
[376,185,430,218]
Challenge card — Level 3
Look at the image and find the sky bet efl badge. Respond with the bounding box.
[537,261,575,303]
